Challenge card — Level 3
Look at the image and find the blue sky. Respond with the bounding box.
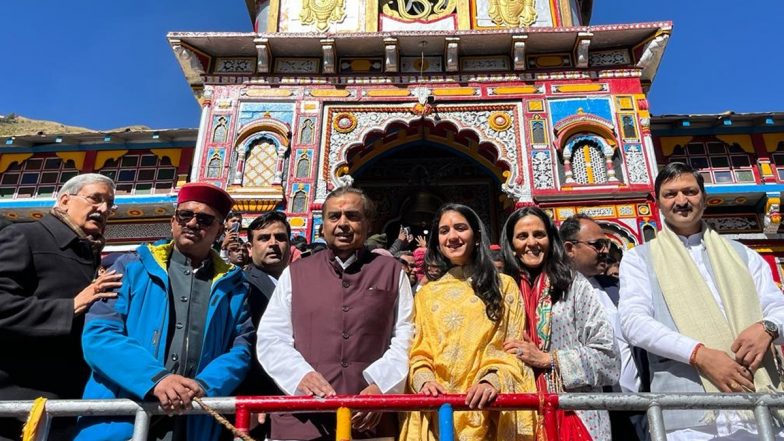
[1,1,781,130]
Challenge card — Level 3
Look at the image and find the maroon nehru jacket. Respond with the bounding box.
[177,182,233,218]
[271,247,402,440]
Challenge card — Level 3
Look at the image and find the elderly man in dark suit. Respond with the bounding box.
[0,173,121,441]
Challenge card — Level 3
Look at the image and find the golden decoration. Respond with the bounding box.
[333,113,357,133]
[488,0,537,27]
[488,112,512,132]
[382,0,457,22]
[300,0,346,32]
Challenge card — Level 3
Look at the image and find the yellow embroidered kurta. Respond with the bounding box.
[399,268,537,441]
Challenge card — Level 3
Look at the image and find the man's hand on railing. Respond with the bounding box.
[296,371,336,398]
[352,384,382,432]
[152,374,204,414]
[693,346,755,393]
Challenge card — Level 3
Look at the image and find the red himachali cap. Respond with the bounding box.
[177,182,234,219]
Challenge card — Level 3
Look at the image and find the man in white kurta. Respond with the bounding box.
[619,162,784,440]
[257,187,414,441]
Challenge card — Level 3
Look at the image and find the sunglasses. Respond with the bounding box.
[569,238,610,252]
[175,210,217,228]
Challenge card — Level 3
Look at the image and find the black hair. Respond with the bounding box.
[558,213,595,243]
[291,235,308,252]
[425,203,503,322]
[323,186,376,221]
[654,162,706,200]
[246,211,291,243]
[500,206,573,303]
[226,211,242,221]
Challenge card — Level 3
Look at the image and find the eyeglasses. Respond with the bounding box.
[70,193,118,211]
[568,238,611,252]
[175,210,217,228]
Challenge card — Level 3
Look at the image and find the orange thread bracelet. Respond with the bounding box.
[689,343,704,366]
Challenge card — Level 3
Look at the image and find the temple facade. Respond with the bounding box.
[165,0,670,249]
[1,1,783,278]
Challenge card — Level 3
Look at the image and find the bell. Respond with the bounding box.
[402,191,442,227]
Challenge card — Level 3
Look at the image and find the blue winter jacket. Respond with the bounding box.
[75,242,253,441]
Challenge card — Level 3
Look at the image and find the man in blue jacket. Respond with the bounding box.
[76,182,253,441]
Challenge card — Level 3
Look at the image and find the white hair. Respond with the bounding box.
[57,173,116,199]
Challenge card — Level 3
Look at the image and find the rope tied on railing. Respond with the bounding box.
[193,396,257,441]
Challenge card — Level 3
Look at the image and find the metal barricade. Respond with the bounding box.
[2,393,784,441]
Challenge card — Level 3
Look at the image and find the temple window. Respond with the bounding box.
[299,118,315,144]
[206,153,223,178]
[669,141,755,184]
[770,142,784,181]
[291,189,308,213]
[242,137,278,187]
[295,153,310,178]
[621,114,638,139]
[562,134,618,185]
[99,153,177,195]
[212,116,228,143]
[531,119,547,144]
[0,156,78,199]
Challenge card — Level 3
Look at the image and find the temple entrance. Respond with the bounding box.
[352,141,511,246]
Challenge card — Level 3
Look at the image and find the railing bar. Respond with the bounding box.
[647,403,667,441]
[131,409,151,441]
[754,403,776,441]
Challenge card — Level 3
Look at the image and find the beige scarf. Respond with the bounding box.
[651,224,782,395]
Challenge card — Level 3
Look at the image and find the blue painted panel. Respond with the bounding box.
[0,194,177,209]
[549,98,613,126]
[238,102,294,127]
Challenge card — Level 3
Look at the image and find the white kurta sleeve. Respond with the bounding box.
[747,247,784,344]
[256,267,317,396]
[618,247,699,364]
[362,270,415,393]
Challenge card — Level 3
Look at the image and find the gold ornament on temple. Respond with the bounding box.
[300,0,347,32]
[488,0,537,27]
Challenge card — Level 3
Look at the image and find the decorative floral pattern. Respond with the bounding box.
[624,144,649,184]
[531,150,554,189]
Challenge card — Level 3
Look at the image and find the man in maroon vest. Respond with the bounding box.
[258,186,414,441]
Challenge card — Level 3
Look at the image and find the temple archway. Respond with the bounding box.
[348,119,513,243]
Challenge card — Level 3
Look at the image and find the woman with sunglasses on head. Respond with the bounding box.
[500,207,619,441]
[400,203,537,441]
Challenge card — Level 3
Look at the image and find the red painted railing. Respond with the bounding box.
[233,393,559,439]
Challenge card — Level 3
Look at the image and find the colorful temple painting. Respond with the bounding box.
[1,0,783,279]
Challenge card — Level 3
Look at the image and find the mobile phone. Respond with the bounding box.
[402,226,411,235]
[230,222,240,234]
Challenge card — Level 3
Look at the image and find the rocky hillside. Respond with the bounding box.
[0,114,150,137]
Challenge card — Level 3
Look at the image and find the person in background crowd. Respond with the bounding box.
[76,182,253,441]
[501,206,619,441]
[258,186,414,441]
[388,226,413,255]
[0,173,120,441]
[396,251,418,287]
[560,214,647,441]
[236,211,292,439]
[400,204,536,440]
[488,244,505,272]
[218,211,243,261]
[226,238,247,267]
[619,162,784,440]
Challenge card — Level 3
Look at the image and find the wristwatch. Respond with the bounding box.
[761,320,779,340]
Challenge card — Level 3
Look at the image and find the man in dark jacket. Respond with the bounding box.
[235,211,291,438]
[0,173,120,441]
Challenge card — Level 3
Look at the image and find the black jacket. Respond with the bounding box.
[0,214,98,399]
